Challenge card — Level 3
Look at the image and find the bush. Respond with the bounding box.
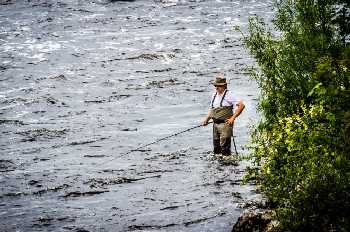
[243,1,350,231]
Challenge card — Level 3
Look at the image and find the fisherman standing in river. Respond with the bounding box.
[202,75,245,156]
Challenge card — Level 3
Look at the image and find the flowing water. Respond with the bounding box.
[0,0,273,231]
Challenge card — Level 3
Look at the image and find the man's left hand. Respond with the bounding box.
[225,116,235,125]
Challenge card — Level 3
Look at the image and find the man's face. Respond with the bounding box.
[215,85,226,94]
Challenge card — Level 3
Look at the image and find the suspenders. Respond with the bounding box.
[211,90,228,109]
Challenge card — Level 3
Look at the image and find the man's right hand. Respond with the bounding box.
[202,117,209,126]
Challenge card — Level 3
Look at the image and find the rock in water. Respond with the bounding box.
[232,210,279,232]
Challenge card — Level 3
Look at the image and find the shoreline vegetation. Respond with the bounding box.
[235,0,349,231]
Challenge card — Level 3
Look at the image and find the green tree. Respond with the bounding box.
[243,1,350,231]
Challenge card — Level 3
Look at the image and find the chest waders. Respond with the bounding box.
[210,90,233,123]
[210,90,234,156]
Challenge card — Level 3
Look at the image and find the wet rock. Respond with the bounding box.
[84,94,131,104]
[75,228,90,232]
[22,148,41,155]
[0,119,25,125]
[151,67,174,73]
[71,7,93,13]
[86,175,161,188]
[33,110,46,114]
[160,205,179,210]
[28,179,41,186]
[184,212,226,226]
[84,98,106,103]
[128,223,176,230]
[238,200,268,210]
[127,53,175,60]
[109,94,131,101]
[121,128,137,131]
[62,225,90,231]
[0,184,71,198]
[0,159,16,172]
[32,215,75,227]
[125,84,146,90]
[128,53,161,60]
[101,80,115,87]
[72,53,83,57]
[16,128,68,141]
[32,184,71,196]
[172,48,182,53]
[139,169,173,174]
[57,216,75,222]
[67,137,108,146]
[33,157,50,162]
[99,169,127,173]
[214,180,226,186]
[63,190,109,198]
[2,192,27,198]
[27,95,66,106]
[57,110,87,118]
[232,210,279,232]
[232,192,242,199]
[165,151,186,160]
[0,64,10,70]
[1,97,30,105]
[212,154,240,166]
[49,74,66,80]
[0,183,69,199]
[83,154,106,158]
[185,88,205,92]
[0,0,13,5]
[46,96,60,105]
[146,78,185,88]
[36,216,54,225]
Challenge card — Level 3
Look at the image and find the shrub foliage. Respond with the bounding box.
[244,1,350,231]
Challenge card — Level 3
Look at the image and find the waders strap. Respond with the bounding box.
[211,92,217,109]
[220,90,227,107]
[211,90,227,109]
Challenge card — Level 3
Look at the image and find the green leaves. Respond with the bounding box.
[308,82,326,97]
[243,0,350,231]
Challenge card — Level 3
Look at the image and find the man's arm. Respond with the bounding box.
[202,109,213,126]
[225,100,245,125]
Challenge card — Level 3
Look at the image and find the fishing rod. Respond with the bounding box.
[97,122,213,166]
[232,135,238,155]
[97,120,239,166]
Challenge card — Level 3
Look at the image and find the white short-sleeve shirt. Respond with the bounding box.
[210,90,238,109]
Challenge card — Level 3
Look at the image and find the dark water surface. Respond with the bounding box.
[0,0,273,231]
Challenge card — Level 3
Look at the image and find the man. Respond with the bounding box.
[202,76,245,156]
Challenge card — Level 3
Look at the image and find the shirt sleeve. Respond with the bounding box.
[226,91,238,107]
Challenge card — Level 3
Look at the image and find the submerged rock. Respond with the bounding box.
[232,210,279,232]
[0,160,16,172]
[49,74,66,80]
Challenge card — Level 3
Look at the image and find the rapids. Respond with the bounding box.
[0,0,273,231]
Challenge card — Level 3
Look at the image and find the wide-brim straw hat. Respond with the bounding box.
[211,77,227,86]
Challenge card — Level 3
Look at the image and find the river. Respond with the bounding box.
[0,0,273,231]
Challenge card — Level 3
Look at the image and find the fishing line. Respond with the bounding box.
[97,122,213,166]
